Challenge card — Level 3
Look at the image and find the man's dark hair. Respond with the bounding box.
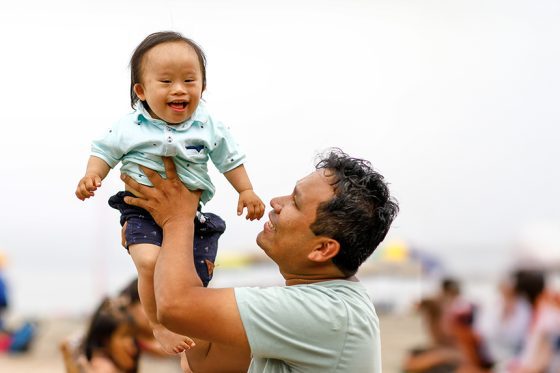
[311,148,399,276]
[129,31,207,109]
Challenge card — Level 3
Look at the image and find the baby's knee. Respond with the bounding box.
[129,244,159,275]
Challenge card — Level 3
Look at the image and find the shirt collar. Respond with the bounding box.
[133,101,209,130]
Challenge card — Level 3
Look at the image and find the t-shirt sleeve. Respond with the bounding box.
[208,119,246,174]
[90,121,126,168]
[234,286,347,361]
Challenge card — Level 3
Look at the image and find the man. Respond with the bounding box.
[122,149,399,372]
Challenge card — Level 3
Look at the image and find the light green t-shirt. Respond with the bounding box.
[234,280,381,373]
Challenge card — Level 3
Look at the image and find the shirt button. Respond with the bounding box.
[167,136,173,143]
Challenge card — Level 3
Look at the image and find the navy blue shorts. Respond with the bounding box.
[108,191,225,287]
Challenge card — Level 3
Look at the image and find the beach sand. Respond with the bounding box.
[0,313,426,372]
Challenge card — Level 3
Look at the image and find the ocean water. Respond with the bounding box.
[3,245,514,320]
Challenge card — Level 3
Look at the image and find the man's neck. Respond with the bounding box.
[284,274,357,286]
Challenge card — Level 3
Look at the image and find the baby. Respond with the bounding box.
[75,31,264,354]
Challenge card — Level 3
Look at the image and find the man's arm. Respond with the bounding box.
[184,339,251,373]
[121,158,251,369]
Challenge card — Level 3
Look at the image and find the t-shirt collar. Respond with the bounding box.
[133,101,209,131]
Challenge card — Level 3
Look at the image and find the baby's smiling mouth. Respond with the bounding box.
[168,101,188,110]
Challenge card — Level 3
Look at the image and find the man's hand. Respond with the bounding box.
[237,189,265,220]
[75,174,102,200]
[120,157,201,228]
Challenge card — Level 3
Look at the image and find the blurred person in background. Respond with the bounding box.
[119,277,165,357]
[62,278,187,372]
[61,296,139,373]
[119,277,187,371]
[482,269,544,370]
[508,269,560,373]
[0,251,37,354]
[0,251,9,332]
[403,277,494,373]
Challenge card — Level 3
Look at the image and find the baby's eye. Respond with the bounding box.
[160,80,171,84]
[185,79,195,83]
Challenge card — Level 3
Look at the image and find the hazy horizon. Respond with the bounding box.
[1,0,559,316]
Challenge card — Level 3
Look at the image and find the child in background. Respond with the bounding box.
[80,297,139,373]
[75,31,265,354]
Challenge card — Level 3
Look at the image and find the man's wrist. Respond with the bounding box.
[162,218,194,232]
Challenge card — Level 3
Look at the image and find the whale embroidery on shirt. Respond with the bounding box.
[185,145,206,152]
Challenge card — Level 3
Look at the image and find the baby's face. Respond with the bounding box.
[134,41,203,124]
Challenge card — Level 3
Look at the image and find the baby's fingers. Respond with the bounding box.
[76,182,93,200]
[246,202,257,220]
[75,187,87,200]
[255,201,265,219]
[237,199,245,216]
[84,176,101,191]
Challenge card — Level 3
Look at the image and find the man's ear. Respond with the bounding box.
[308,238,340,263]
[133,83,146,101]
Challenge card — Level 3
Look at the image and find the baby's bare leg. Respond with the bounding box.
[129,243,195,354]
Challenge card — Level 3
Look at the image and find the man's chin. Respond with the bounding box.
[255,232,265,249]
[255,232,270,254]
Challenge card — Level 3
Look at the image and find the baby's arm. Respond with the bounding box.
[75,156,111,200]
[224,165,265,220]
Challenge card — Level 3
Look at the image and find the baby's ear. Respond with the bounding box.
[133,83,146,101]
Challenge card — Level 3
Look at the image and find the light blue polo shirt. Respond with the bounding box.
[235,280,382,372]
[91,102,245,204]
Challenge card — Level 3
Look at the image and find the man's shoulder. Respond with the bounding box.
[235,280,373,312]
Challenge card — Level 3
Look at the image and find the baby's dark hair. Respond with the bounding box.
[311,148,399,276]
[129,31,207,109]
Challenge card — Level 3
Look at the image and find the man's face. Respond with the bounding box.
[257,169,335,274]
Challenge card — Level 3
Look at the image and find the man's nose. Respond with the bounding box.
[270,198,280,212]
[270,195,287,211]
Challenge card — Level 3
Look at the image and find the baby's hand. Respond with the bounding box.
[75,174,102,200]
[237,189,265,220]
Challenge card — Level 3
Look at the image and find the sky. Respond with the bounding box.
[0,0,559,315]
